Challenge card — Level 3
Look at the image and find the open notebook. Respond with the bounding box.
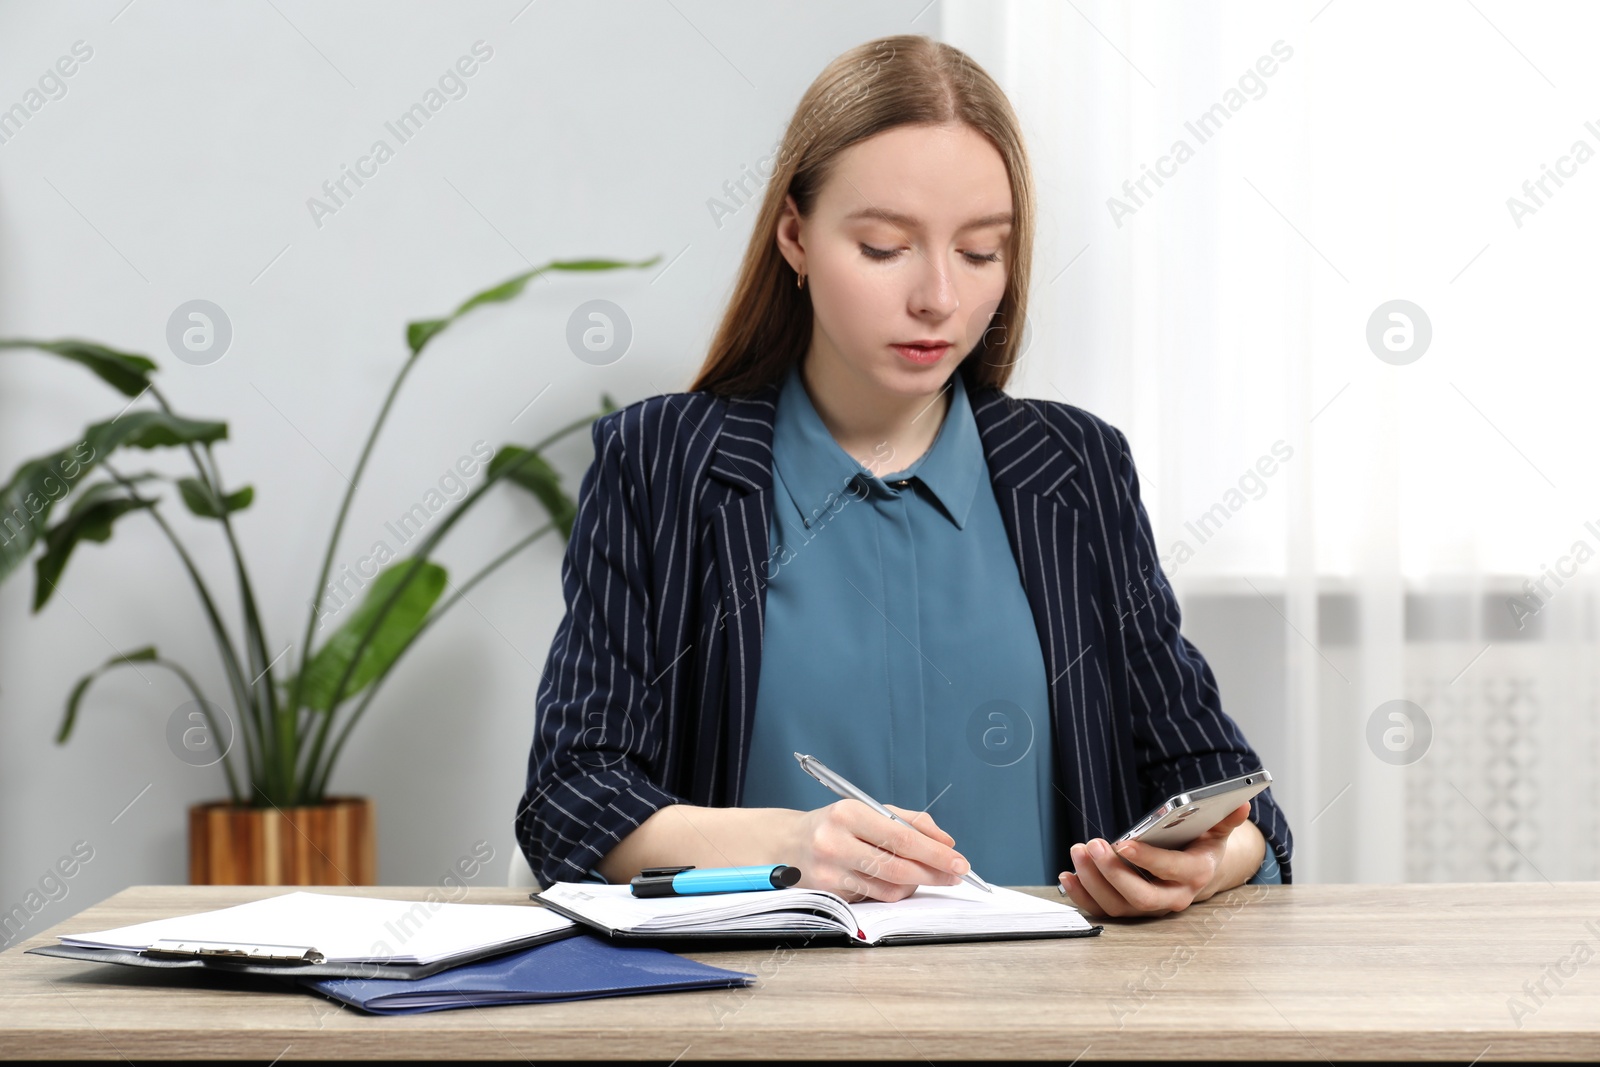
[536,879,1101,946]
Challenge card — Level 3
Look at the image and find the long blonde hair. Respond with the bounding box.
[687,34,1035,399]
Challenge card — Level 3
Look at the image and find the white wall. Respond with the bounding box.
[0,0,942,940]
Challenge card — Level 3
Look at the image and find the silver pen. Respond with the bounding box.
[793,751,993,893]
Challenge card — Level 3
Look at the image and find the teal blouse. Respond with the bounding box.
[742,360,1061,885]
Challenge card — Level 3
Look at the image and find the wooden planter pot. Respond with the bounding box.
[188,796,376,885]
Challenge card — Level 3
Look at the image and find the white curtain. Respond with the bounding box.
[944,0,1600,882]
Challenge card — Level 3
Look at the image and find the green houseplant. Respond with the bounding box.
[0,255,656,883]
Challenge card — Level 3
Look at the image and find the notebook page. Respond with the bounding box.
[851,882,1092,942]
[538,882,857,935]
[60,891,573,964]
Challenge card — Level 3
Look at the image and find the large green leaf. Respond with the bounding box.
[177,477,253,519]
[404,256,662,355]
[58,646,159,743]
[89,410,227,452]
[298,560,449,712]
[33,482,157,611]
[489,446,577,540]
[0,338,157,397]
[0,410,228,585]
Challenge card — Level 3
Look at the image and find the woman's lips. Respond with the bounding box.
[890,343,951,365]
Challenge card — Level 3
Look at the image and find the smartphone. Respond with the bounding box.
[1116,769,1273,851]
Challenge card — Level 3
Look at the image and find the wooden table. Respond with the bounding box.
[3,882,1598,1060]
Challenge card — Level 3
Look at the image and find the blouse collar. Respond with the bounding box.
[771,358,984,532]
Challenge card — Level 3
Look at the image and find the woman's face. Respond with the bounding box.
[779,122,1014,399]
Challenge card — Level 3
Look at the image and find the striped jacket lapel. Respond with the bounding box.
[969,388,1115,841]
[703,381,781,803]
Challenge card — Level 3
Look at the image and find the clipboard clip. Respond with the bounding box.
[145,939,326,964]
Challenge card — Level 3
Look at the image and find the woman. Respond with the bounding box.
[516,34,1291,918]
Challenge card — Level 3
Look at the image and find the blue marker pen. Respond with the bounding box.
[629,864,801,898]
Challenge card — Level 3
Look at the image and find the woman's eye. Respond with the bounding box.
[859,243,1002,265]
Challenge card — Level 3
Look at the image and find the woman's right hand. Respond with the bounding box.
[784,800,971,902]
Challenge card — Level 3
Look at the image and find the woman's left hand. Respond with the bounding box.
[1057,802,1258,918]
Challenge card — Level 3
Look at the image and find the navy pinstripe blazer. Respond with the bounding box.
[515,371,1294,887]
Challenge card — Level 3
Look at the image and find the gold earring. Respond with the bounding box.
[796,270,806,290]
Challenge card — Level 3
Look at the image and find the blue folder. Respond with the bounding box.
[299,933,754,1015]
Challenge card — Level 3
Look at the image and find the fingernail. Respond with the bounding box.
[1090,840,1108,860]
[1071,844,1085,863]
[951,857,969,874]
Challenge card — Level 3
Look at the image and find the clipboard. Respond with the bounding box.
[26,889,582,979]
[25,926,579,980]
